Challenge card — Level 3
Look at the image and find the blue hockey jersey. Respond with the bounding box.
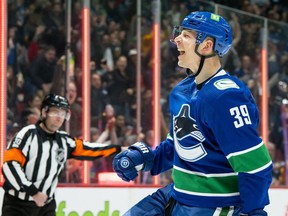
[151,69,272,213]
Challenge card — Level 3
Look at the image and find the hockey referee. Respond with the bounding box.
[1,93,121,216]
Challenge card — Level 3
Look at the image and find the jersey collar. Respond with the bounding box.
[196,68,226,90]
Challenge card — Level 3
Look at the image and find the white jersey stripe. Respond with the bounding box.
[226,141,264,159]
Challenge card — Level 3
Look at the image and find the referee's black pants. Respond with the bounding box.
[2,193,56,216]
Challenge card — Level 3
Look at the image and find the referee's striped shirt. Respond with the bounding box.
[2,122,121,201]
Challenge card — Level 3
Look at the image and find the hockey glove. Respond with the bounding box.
[113,142,154,182]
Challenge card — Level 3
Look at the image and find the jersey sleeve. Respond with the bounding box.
[151,118,174,175]
[204,88,272,213]
[68,137,121,160]
[2,127,39,196]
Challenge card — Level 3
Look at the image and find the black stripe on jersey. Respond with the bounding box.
[55,133,64,154]
[74,154,114,160]
[15,190,19,199]
[5,162,24,191]
[39,139,53,192]
[46,160,62,198]
[31,133,42,183]
[18,131,32,150]
[46,133,65,198]
[2,166,17,191]
[24,188,29,200]
[81,144,109,151]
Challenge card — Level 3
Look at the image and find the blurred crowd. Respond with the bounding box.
[6,0,288,185]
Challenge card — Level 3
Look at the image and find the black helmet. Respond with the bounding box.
[41,94,70,111]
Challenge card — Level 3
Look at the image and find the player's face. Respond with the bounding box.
[174,30,199,71]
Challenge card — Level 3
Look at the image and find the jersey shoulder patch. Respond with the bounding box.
[213,78,239,90]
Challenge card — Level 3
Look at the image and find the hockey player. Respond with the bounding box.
[2,93,121,216]
[113,11,272,215]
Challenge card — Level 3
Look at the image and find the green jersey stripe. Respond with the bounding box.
[227,143,271,172]
[217,206,233,216]
[173,167,239,195]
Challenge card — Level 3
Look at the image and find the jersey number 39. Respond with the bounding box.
[229,105,252,128]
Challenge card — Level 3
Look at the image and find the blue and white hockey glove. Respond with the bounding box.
[113,142,154,182]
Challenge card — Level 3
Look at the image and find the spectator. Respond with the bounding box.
[74,66,83,98]
[242,0,261,15]
[7,67,26,122]
[90,73,109,127]
[234,54,256,83]
[105,55,134,116]
[250,0,270,16]
[100,34,115,71]
[67,81,82,137]
[121,125,136,147]
[126,49,138,82]
[50,55,66,96]
[97,104,118,145]
[234,54,260,102]
[29,45,57,95]
[97,58,113,78]
[141,88,153,133]
[20,93,42,126]
[90,104,119,180]
[268,39,282,91]
[7,27,18,71]
[114,114,127,139]
[90,13,107,65]
[269,80,288,161]
[105,0,122,23]
[42,1,66,55]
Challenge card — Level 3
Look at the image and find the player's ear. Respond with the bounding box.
[201,38,214,55]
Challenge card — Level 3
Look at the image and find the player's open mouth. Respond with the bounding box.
[179,51,185,55]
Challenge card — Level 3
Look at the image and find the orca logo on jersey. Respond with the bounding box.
[174,105,205,142]
[173,104,207,162]
[55,148,65,165]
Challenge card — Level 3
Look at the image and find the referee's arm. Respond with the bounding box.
[2,147,39,196]
[69,138,121,160]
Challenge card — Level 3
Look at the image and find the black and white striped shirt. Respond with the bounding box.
[2,122,121,201]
